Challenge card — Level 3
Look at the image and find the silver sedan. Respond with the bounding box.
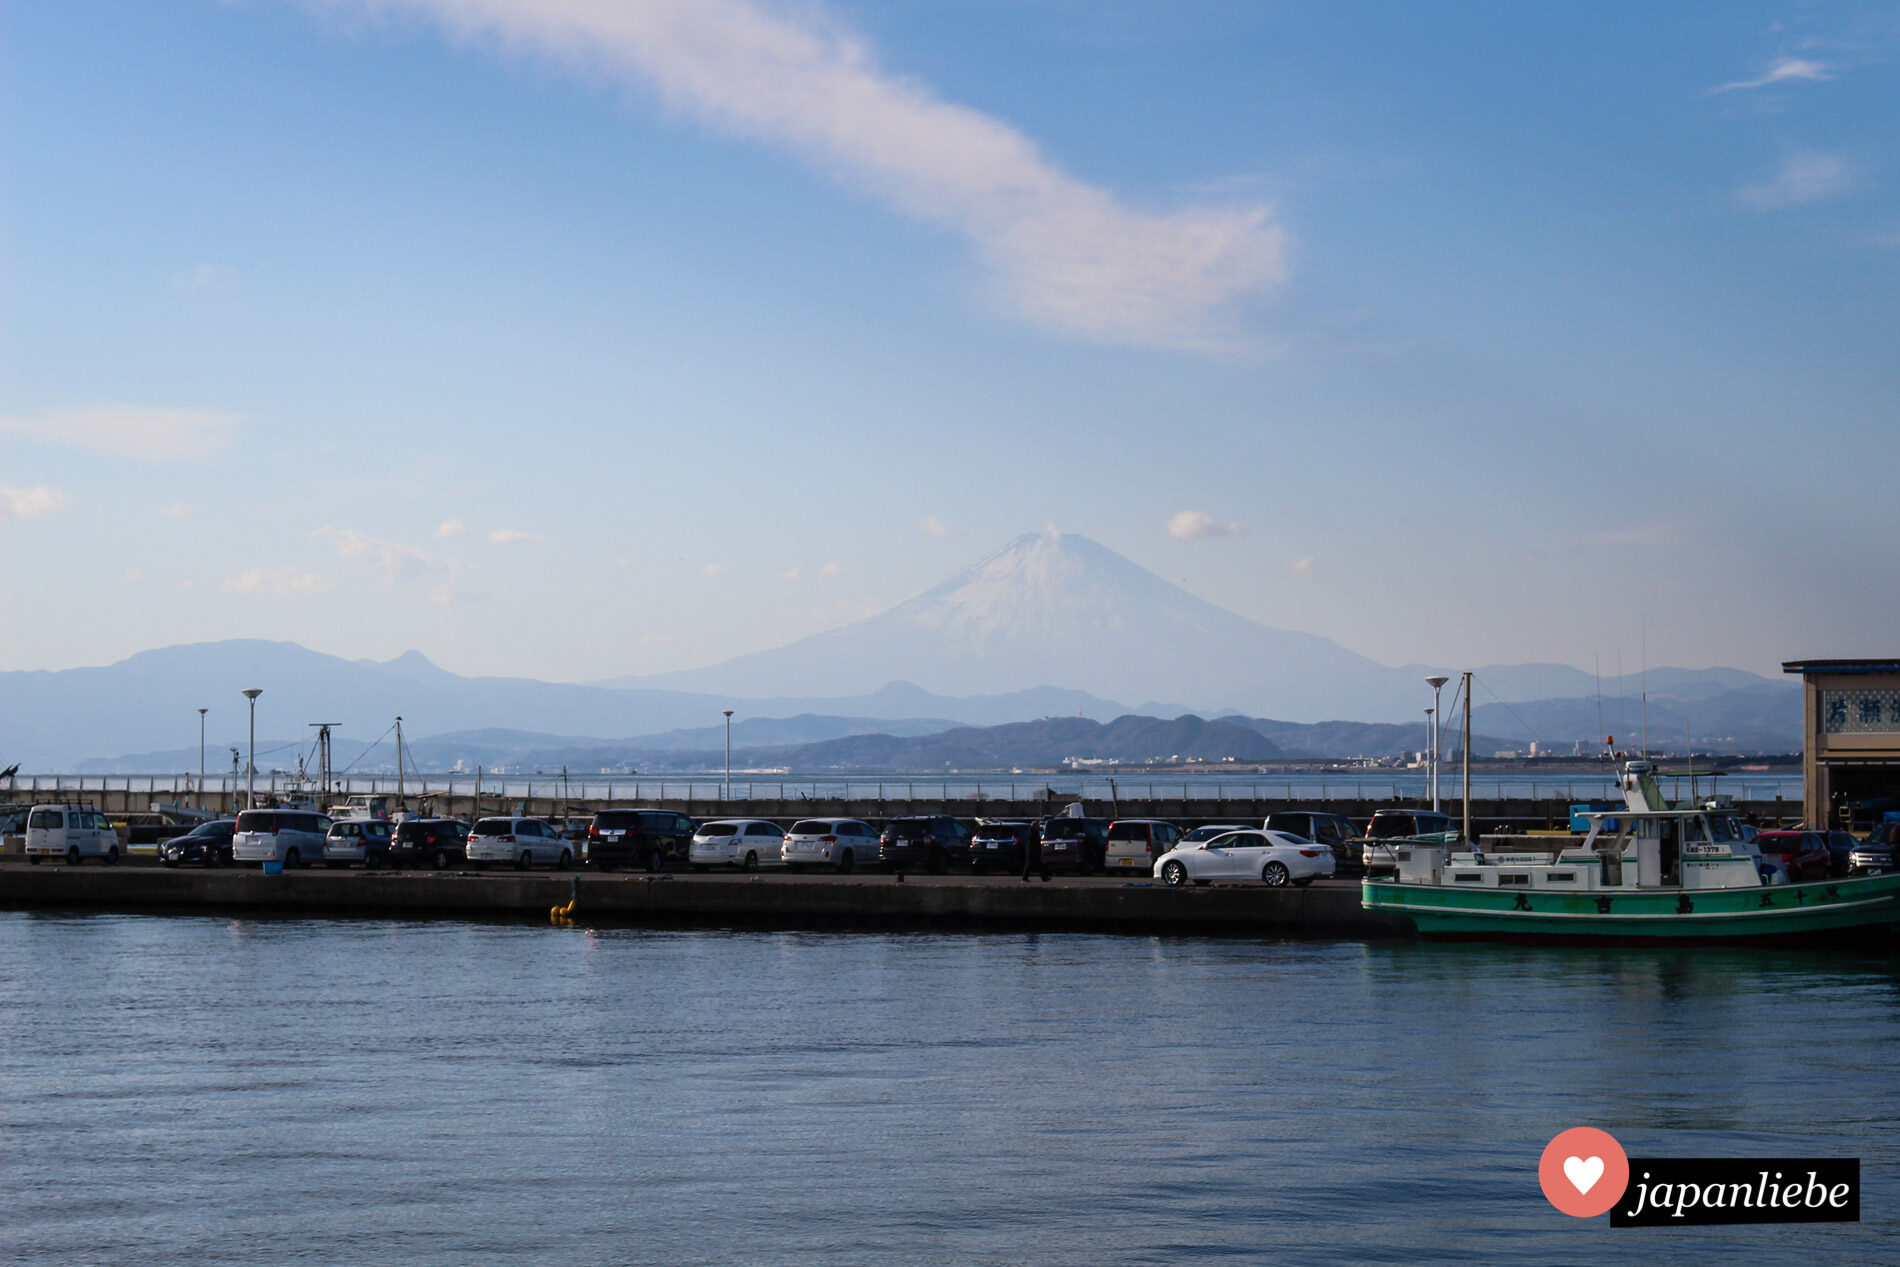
[1154,829,1336,888]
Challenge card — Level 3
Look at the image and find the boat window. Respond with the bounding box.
[1707,816,1740,842]
[1685,818,1711,844]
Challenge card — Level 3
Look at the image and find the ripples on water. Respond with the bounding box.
[2,913,1896,1265]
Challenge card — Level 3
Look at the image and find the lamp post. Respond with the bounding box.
[198,708,208,810]
[1425,675,1449,812]
[242,689,262,810]
[1423,707,1434,807]
[723,710,734,803]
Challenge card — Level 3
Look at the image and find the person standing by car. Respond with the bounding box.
[1021,823,1049,882]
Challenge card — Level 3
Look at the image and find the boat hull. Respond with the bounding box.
[1362,872,1900,944]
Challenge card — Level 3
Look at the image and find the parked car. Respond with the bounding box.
[966,821,1037,874]
[1362,809,1459,875]
[1036,816,1111,875]
[878,815,973,873]
[1180,823,1252,845]
[1103,819,1183,873]
[690,819,785,871]
[323,818,393,869]
[1155,829,1336,888]
[1825,831,1860,878]
[587,809,696,872]
[1264,811,1361,869]
[386,817,471,870]
[782,818,879,873]
[158,818,236,867]
[1754,830,1832,883]
[1848,822,1899,875]
[1366,809,1456,839]
[25,805,122,866]
[466,817,574,870]
[232,809,333,869]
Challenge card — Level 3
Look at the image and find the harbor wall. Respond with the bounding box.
[0,868,1415,938]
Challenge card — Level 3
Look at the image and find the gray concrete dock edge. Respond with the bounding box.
[0,869,1416,939]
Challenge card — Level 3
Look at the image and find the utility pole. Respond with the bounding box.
[242,689,262,810]
[310,724,339,801]
[723,710,735,803]
[1425,675,1448,812]
[1460,671,1472,847]
[198,708,208,810]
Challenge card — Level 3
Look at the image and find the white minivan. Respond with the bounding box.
[465,817,573,870]
[25,805,122,866]
[689,819,785,871]
[232,810,334,869]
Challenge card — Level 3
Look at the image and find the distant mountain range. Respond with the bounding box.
[3,530,1800,769]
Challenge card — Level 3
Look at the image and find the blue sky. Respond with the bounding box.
[2,0,1895,684]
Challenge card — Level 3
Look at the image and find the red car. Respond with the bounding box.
[1754,830,1831,883]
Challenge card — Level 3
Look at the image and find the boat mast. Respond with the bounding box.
[395,715,405,811]
[1461,670,1472,846]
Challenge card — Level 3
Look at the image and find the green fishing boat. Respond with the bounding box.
[1363,760,1900,943]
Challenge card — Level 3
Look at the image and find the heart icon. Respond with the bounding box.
[1564,1155,1604,1195]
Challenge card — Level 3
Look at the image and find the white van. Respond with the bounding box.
[25,805,122,866]
[232,809,333,869]
[465,817,572,870]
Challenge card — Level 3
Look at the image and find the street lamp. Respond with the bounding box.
[242,689,262,810]
[1425,675,1449,812]
[198,708,208,809]
[723,710,735,802]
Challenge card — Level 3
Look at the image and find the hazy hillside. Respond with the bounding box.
[777,714,1283,769]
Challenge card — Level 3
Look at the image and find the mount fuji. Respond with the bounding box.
[625,530,1422,720]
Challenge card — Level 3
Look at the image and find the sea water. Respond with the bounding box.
[1,913,1893,1264]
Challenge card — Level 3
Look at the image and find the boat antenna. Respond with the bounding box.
[1685,719,1693,804]
[1594,652,1606,758]
[1461,670,1473,847]
[1616,650,1625,743]
[1641,622,1649,759]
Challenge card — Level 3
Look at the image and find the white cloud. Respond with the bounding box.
[347,0,1285,350]
[919,516,950,538]
[222,565,330,596]
[821,561,843,576]
[312,526,467,603]
[702,562,726,578]
[1166,510,1243,540]
[0,406,237,462]
[1286,556,1317,581]
[1709,57,1832,94]
[436,517,470,538]
[1737,151,1858,209]
[487,527,543,544]
[781,567,802,581]
[122,568,143,584]
[159,502,193,520]
[0,484,69,521]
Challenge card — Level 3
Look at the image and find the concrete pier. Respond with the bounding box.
[0,864,1413,938]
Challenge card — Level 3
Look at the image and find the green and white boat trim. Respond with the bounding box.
[1362,761,1900,943]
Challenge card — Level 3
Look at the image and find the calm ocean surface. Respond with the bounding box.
[2,913,1894,1264]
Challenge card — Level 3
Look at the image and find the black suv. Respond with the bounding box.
[1037,816,1111,874]
[587,809,696,872]
[878,816,972,873]
[387,818,470,870]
